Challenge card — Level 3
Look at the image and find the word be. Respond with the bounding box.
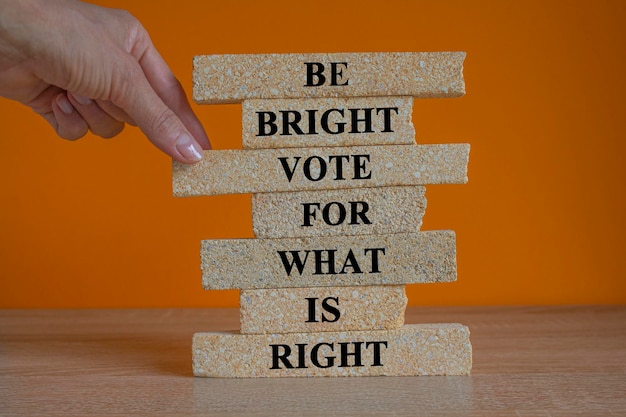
[304,62,348,87]
[270,340,388,369]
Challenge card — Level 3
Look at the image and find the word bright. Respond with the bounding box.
[256,107,399,137]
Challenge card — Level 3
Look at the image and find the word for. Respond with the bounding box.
[270,340,388,369]
[277,247,386,276]
[301,201,371,227]
[256,107,399,137]
[278,154,371,182]
[306,296,340,323]
[304,62,348,87]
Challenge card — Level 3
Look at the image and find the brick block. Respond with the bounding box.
[200,230,456,290]
[242,96,415,149]
[240,285,406,334]
[172,144,469,197]
[193,52,466,103]
[192,323,472,377]
[252,186,426,238]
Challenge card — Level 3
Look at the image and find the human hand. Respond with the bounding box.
[0,0,209,163]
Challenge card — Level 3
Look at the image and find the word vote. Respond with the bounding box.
[278,154,371,182]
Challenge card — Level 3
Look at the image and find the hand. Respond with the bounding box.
[0,0,209,163]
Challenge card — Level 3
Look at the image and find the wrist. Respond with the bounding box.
[0,0,54,62]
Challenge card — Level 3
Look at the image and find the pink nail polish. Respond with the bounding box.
[176,133,203,162]
[56,94,74,115]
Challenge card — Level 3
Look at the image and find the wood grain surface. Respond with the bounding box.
[1,306,624,416]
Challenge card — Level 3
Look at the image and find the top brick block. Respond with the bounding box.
[193,52,466,104]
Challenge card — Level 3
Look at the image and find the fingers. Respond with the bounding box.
[28,85,90,141]
[47,92,127,141]
[31,6,208,163]
[50,93,89,140]
[95,99,136,126]
[67,93,125,138]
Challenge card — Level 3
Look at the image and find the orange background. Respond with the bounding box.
[1,0,625,308]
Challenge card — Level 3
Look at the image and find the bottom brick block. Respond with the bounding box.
[192,324,472,377]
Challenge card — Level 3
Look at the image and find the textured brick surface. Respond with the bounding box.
[240,285,406,334]
[242,96,415,149]
[192,323,472,377]
[173,144,469,197]
[193,52,465,103]
[201,230,456,290]
[252,186,426,238]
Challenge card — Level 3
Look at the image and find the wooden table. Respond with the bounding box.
[1,306,624,416]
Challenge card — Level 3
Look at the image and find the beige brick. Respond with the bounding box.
[252,186,426,238]
[172,144,469,197]
[242,96,415,149]
[193,52,466,103]
[192,323,472,377]
[200,230,456,290]
[240,285,406,334]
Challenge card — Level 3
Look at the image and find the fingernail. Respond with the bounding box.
[71,93,92,106]
[176,133,203,162]
[56,94,74,115]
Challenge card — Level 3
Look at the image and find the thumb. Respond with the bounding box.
[121,72,204,163]
[107,34,208,163]
[140,100,204,163]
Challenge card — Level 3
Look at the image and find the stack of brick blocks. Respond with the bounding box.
[173,52,472,377]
